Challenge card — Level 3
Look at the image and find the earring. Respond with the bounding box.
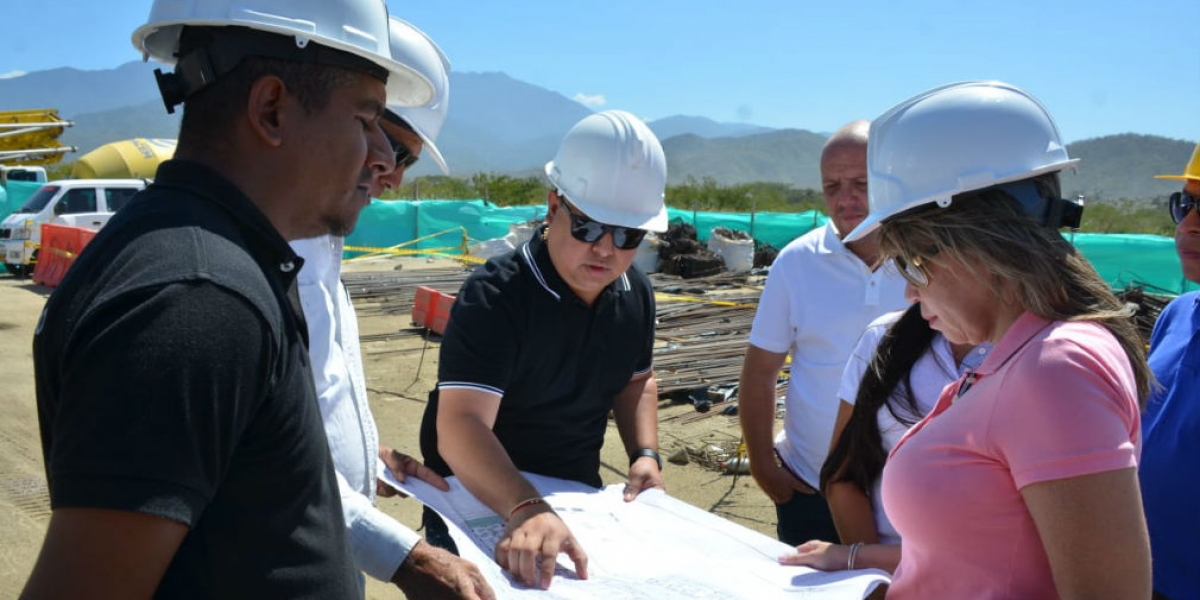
[542,226,549,241]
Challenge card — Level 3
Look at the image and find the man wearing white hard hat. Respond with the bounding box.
[25,0,432,597]
[1140,141,1200,600]
[289,17,493,600]
[738,120,909,547]
[419,109,668,589]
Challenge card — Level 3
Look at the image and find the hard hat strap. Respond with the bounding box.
[154,26,389,113]
[881,179,1085,232]
[997,180,1083,230]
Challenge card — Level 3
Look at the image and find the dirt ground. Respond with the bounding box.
[0,256,779,599]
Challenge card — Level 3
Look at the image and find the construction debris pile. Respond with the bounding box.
[753,242,779,269]
[343,258,780,401]
[656,220,771,277]
[657,220,725,279]
[650,284,759,395]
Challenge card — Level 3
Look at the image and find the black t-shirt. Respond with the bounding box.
[420,228,655,488]
[33,160,358,598]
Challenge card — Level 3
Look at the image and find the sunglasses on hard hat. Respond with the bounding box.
[1169,191,1200,224]
[558,199,647,250]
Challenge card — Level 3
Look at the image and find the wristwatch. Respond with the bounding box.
[629,448,663,470]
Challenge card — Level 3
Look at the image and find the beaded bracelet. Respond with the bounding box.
[507,497,547,520]
[846,542,865,571]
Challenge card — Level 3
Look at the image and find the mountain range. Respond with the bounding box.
[1,61,1194,202]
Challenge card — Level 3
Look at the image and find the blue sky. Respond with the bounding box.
[2,0,1196,143]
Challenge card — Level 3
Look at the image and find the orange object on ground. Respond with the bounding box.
[32,223,95,287]
[411,285,455,335]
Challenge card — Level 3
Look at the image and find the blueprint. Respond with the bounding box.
[382,470,890,599]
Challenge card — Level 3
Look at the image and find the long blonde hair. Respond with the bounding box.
[877,173,1152,404]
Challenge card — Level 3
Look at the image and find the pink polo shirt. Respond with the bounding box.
[882,313,1140,600]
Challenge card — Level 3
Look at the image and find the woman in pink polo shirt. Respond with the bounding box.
[840,81,1153,600]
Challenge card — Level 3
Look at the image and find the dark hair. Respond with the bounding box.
[820,304,935,495]
[177,29,357,152]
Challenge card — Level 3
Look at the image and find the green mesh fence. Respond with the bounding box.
[345,199,544,255]
[5,192,1191,295]
[0,180,43,222]
[341,199,1195,295]
[1069,233,1197,295]
[664,207,829,249]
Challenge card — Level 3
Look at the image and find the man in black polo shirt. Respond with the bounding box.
[22,1,434,597]
[419,110,669,590]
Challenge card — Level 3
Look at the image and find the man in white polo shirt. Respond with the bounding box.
[738,120,909,546]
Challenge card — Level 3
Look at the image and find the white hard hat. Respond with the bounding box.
[131,0,434,111]
[386,17,450,174]
[545,110,668,232]
[845,81,1079,242]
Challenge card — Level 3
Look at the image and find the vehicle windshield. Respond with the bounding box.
[15,186,59,214]
[4,169,43,182]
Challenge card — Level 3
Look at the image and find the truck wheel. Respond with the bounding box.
[5,264,26,278]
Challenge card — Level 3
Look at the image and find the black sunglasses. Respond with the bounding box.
[385,130,420,170]
[1169,191,1199,224]
[558,199,647,250]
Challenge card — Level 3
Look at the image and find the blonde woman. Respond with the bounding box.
[841,81,1151,600]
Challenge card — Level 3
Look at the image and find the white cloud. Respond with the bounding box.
[573,93,607,108]
[0,70,27,80]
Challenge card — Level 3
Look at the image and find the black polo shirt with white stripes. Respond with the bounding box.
[420,226,655,487]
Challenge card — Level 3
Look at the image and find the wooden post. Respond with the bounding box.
[748,193,756,239]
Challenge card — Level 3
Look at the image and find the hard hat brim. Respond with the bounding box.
[1154,174,1200,182]
[846,159,1081,243]
[132,21,434,107]
[545,161,669,233]
[423,143,449,175]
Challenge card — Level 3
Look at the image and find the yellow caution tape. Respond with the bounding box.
[654,292,758,309]
[42,247,77,259]
[344,244,456,256]
[342,245,487,264]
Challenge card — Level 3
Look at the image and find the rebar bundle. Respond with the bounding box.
[346,265,775,394]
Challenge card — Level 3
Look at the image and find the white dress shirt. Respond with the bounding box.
[747,222,911,488]
[292,235,422,583]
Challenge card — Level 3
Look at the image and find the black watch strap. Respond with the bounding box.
[629,448,663,470]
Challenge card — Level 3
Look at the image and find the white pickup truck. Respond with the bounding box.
[0,165,48,186]
[1,179,146,277]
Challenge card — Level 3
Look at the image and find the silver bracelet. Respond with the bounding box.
[846,542,864,571]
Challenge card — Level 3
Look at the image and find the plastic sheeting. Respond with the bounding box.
[344,199,1196,295]
[345,199,544,253]
[1069,233,1197,295]
[0,180,44,222]
[345,201,823,256]
[3,192,1191,295]
[665,207,829,250]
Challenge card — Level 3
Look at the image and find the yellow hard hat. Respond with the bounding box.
[1156,142,1200,182]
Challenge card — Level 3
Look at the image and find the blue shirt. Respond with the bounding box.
[1141,291,1200,600]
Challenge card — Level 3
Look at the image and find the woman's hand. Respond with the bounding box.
[778,540,849,571]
